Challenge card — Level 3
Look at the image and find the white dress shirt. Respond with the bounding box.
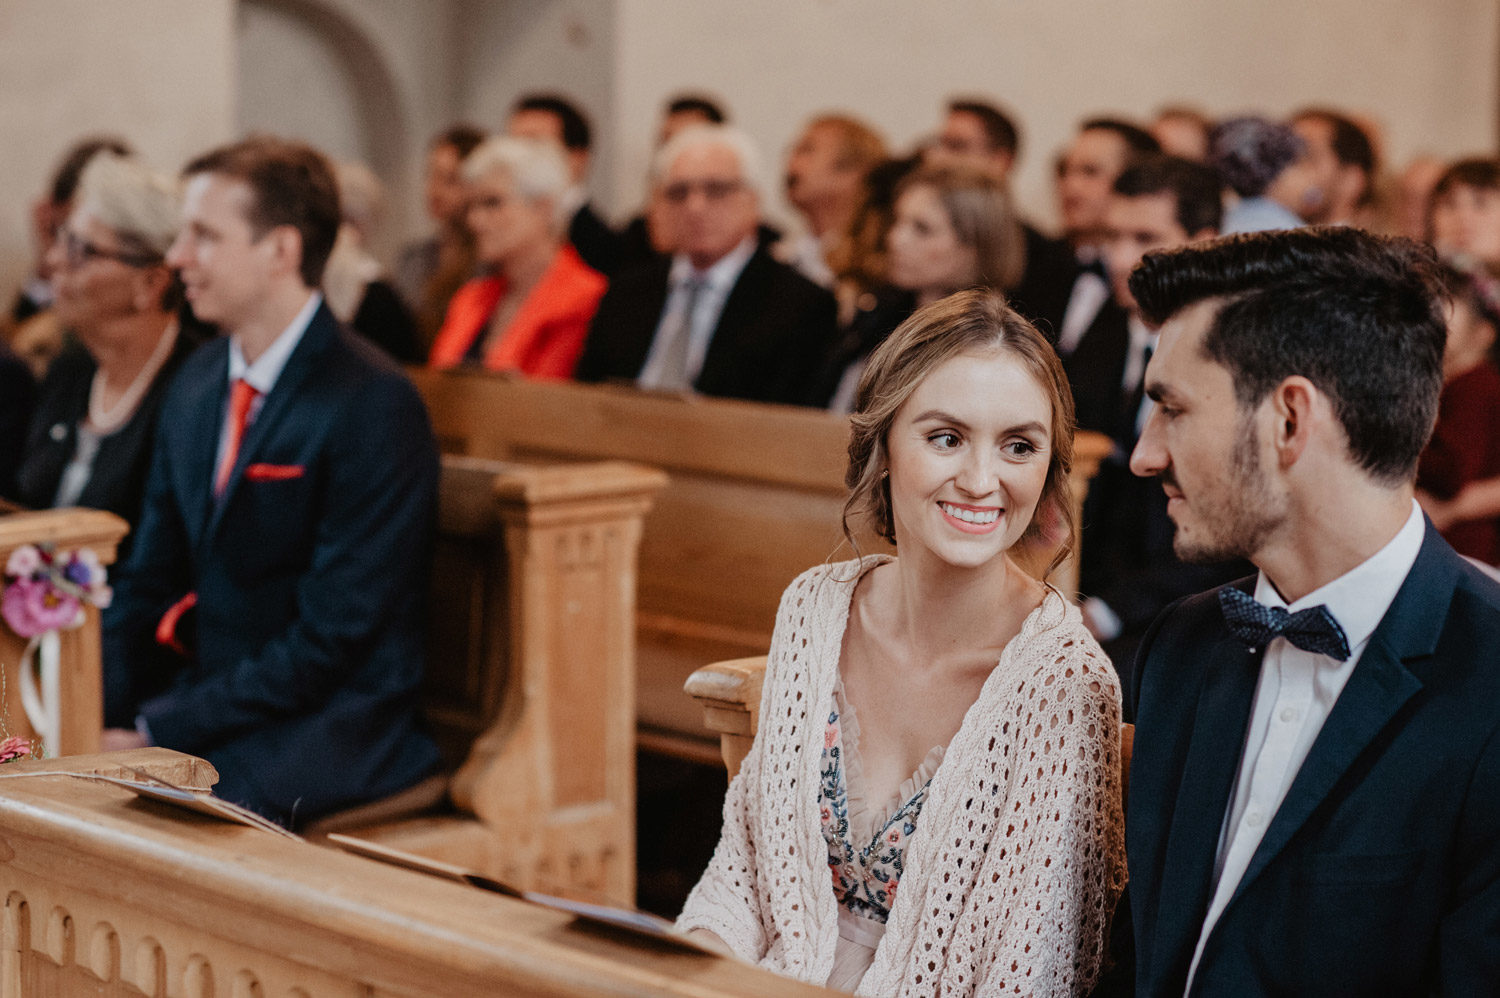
[637,237,756,390]
[215,291,321,477]
[1055,250,1110,356]
[1184,500,1427,990]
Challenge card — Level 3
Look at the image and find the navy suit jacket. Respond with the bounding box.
[103,302,441,826]
[1120,524,1500,995]
[575,246,838,406]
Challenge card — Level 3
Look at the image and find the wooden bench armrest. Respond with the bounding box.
[684,656,768,780]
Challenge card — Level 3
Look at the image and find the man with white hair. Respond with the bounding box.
[576,125,837,406]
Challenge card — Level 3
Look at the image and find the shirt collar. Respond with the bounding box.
[669,235,757,293]
[1254,499,1426,651]
[228,291,322,395]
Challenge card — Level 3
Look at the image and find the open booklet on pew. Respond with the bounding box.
[77,768,301,839]
[325,833,720,956]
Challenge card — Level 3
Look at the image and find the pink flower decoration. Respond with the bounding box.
[888,828,901,844]
[5,546,41,579]
[2,577,82,639]
[0,736,31,763]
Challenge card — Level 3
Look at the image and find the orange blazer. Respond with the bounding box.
[428,245,607,379]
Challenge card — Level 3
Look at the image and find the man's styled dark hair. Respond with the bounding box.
[1114,155,1224,235]
[432,123,486,160]
[1130,228,1446,484]
[183,136,341,290]
[1432,157,1500,200]
[948,98,1021,158]
[1081,117,1162,160]
[513,93,592,152]
[667,93,726,124]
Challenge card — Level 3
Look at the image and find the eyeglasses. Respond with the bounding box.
[56,229,162,269]
[661,178,746,204]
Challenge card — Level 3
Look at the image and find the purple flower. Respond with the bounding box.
[63,558,92,587]
[1,577,83,639]
[4,546,41,579]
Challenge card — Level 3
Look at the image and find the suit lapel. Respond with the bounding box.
[184,341,231,548]
[1228,526,1453,905]
[696,248,768,389]
[1150,626,1261,981]
[206,304,335,541]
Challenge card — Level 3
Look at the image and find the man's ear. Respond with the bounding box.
[1268,376,1320,467]
[264,224,305,282]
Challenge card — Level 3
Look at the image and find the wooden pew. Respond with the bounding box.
[0,749,837,997]
[409,369,1112,763]
[330,457,665,909]
[0,507,129,757]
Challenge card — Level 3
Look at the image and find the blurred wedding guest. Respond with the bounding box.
[778,113,887,287]
[813,164,1024,411]
[1417,260,1500,564]
[507,92,620,275]
[428,138,605,379]
[394,124,486,346]
[1051,118,1160,355]
[657,93,726,147]
[6,136,133,378]
[577,125,837,405]
[1288,107,1379,227]
[323,161,421,363]
[0,343,35,499]
[1150,106,1214,162]
[1210,116,1309,234]
[1429,158,1500,268]
[1394,155,1446,242]
[11,154,207,546]
[678,290,1125,994]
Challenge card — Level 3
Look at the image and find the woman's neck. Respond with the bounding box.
[500,238,560,295]
[880,548,1043,667]
[90,311,174,395]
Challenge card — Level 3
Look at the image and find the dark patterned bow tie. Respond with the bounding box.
[1218,587,1351,661]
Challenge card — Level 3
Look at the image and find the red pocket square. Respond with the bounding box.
[155,592,197,656]
[244,463,305,482]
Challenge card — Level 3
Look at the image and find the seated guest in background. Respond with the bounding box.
[507,92,620,275]
[322,160,421,363]
[394,124,486,347]
[577,125,837,406]
[1113,228,1500,994]
[1428,158,1500,269]
[101,137,442,828]
[814,164,1024,411]
[1072,155,1247,681]
[5,135,133,379]
[678,289,1125,994]
[1051,118,1161,354]
[1393,154,1447,242]
[1150,105,1214,162]
[1288,106,1379,227]
[0,341,35,500]
[923,97,1076,334]
[1211,116,1310,234]
[1417,260,1500,564]
[11,154,207,551]
[777,113,887,289]
[428,137,606,379]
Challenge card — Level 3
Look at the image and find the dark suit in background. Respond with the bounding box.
[1120,527,1500,995]
[103,302,441,827]
[0,341,36,500]
[576,247,838,406]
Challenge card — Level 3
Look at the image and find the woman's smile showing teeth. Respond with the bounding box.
[939,501,1002,533]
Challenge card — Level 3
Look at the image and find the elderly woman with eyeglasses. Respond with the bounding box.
[427,136,607,378]
[10,154,207,548]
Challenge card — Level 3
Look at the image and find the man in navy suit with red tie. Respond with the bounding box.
[1103,228,1500,995]
[101,138,441,828]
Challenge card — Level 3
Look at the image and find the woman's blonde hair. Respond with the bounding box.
[842,288,1078,577]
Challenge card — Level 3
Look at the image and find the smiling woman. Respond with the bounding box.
[677,289,1125,996]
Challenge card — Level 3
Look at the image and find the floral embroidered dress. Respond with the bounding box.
[820,676,946,992]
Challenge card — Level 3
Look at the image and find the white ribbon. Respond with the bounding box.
[17,630,61,758]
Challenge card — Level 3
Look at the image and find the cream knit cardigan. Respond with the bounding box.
[678,558,1126,996]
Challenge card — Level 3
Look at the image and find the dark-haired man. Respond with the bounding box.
[507,92,620,274]
[1116,228,1500,994]
[1050,118,1161,355]
[101,137,442,828]
[1071,156,1245,680]
[1289,107,1378,227]
[927,99,1021,180]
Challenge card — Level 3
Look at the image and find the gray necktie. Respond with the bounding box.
[653,276,707,391]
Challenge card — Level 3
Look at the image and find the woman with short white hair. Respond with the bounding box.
[12,154,208,549]
[428,136,606,378]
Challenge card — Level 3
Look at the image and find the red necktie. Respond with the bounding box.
[214,378,259,496]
